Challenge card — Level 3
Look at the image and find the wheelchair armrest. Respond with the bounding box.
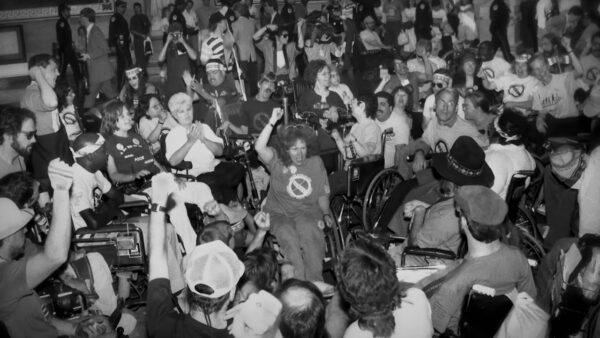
[401,246,457,266]
[171,161,193,171]
[74,223,143,236]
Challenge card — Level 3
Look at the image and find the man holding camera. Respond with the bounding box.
[158,22,197,100]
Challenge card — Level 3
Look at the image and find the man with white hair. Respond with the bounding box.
[165,92,244,204]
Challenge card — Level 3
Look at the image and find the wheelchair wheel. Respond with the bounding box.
[362,169,403,231]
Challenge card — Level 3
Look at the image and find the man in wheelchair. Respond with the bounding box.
[0,160,114,338]
[425,185,536,335]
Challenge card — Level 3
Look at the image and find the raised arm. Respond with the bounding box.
[256,107,283,164]
[149,173,177,281]
[26,160,72,288]
[158,34,173,63]
[562,36,583,77]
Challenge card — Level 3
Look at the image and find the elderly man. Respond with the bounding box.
[426,185,537,335]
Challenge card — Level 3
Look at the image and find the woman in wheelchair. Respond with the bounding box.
[484,109,536,199]
[328,94,382,196]
[297,60,346,126]
[100,101,161,188]
[137,93,178,155]
[255,106,334,282]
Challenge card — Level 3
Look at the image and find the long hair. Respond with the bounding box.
[275,126,319,167]
[100,101,127,135]
[55,81,74,111]
[336,239,407,338]
[491,108,530,146]
[137,93,162,123]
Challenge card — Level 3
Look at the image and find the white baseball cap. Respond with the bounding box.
[0,198,34,240]
[185,240,244,298]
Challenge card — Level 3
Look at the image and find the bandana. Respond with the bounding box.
[125,67,142,78]
[493,117,520,142]
[71,134,105,158]
[206,61,226,72]
[433,73,452,85]
[515,54,531,63]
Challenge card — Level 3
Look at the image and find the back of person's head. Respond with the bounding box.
[465,90,490,114]
[0,172,37,208]
[185,241,245,318]
[243,248,279,293]
[58,2,69,16]
[478,41,495,60]
[337,239,404,338]
[28,54,56,70]
[198,220,232,245]
[80,7,96,22]
[416,39,433,53]
[303,59,329,84]
[233,1,250,17]
[356,94,378,119]
[0,106,35,145]
[493,108,529,146]
[455,185,507,243]
[208,12,226,31]
[55,81,74,110]
[277,279,326,338]
[262,0,279,11]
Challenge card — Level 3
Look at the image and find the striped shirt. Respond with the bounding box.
[201,35,224,64]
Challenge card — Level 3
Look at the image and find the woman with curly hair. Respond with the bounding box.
[254,106,333,283]
[55,81,83,143]
[337,238,433,338]
[118,66,157,110]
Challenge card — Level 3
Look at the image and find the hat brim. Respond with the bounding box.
[431,153,495,187]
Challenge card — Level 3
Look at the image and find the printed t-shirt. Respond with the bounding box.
[104,133,159,176]
[478,57,511,80]
[532,71,581,118]
[231,98,279,134]
[492,74,540,106]
[263,152,330,217]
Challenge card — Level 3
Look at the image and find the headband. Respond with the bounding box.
[125,67,142,78]
[493,117,520,142]
[71,135,105,158]
[433,73,452,84]
[206,62,226,72]
[515,54,531,63]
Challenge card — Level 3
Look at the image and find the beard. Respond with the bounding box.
[12,139,32,156]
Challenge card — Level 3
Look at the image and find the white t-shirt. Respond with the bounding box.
[532,71,581,118]
[138,115,179,153]
[492,73,540,108]
[485,143,536,199]
[349,119,382,156]
[71,163,112,230]
[59,104,83,142]
[343,288,434,338]
[580,54,600,85]
[360,29,384,51]
[422,94,465,128]
[165,124,223,177]
[478,57,511,80]
[376,113,411,168]
[422,116,488,150]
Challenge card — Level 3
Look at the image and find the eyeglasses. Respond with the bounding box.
[281,34,289,38]
[20,131,36,140]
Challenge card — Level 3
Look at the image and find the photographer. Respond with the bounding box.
[158,22,197,100]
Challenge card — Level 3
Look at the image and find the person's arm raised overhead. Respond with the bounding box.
[255,107,283,164]
[26,159,73,288]
[148,173,178,281]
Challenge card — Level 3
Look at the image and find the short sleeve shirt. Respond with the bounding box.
[580,54,600,85]
[478,57,511,80]
[0,259,57,338]
[71,163,112,230]
[202,75,239,105]
[350,119,382,156]
[20,82,60,136]
[422,116,489,150]
[376,113,411,168]
[231,98,279,134]
[491,73,540,105]
[104,133,159,176]
[263,153,330,217]
[532,71,580,118]
[165,124,223,177]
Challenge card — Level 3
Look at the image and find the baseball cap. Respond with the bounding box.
[206,59,227,72]
[185,240,244,298]
[455,186,507,226]
[233,291,282,336]
[0,198,34,240]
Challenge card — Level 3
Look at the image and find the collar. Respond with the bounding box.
[86,23,94,36]
[271,12,277,22]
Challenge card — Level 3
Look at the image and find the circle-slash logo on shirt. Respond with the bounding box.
[482,68,495,79]
[253,112,270,131]
[507,84,525,98]
[116,143,124,151]
[286,173,313,199]
[132,138,140,145]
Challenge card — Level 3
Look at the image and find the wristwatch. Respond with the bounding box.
[150,203,167,213]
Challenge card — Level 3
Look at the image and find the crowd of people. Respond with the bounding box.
[1,0,600,337]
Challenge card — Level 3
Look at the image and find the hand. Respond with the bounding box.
[561,36,572,51]
[403,200,430,219]
[187,123,204,142]
[80,53,91,61]
[297,18,305,27]
[536,114,547,133]
[203,200,221,216]
[182,70,194,87]
[323,214,334,228]
[218,120,231,132]
[135,169,152,179]
[381,73,391,83]
[270,107,284,124]
[254,211,271,231]
[267,24,278,31]
[151,172,177,203]
[330,129,342,142]
[48,159,73,191]
[75,316,112,338]
[166,33,174,44]
[190,79,202,92]
[411,151,427,173]
[281,263,295,281]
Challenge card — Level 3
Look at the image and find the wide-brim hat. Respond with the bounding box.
[431,136,494,187]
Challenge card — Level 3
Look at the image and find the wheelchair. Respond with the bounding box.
[329,129,404,244]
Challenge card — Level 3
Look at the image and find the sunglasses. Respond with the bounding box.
[281,34,289,38]
[20,131,36,140]
[127,76,138,81]
[433,82,447,89]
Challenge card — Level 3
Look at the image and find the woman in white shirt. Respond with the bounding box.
[485,108,536,199]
